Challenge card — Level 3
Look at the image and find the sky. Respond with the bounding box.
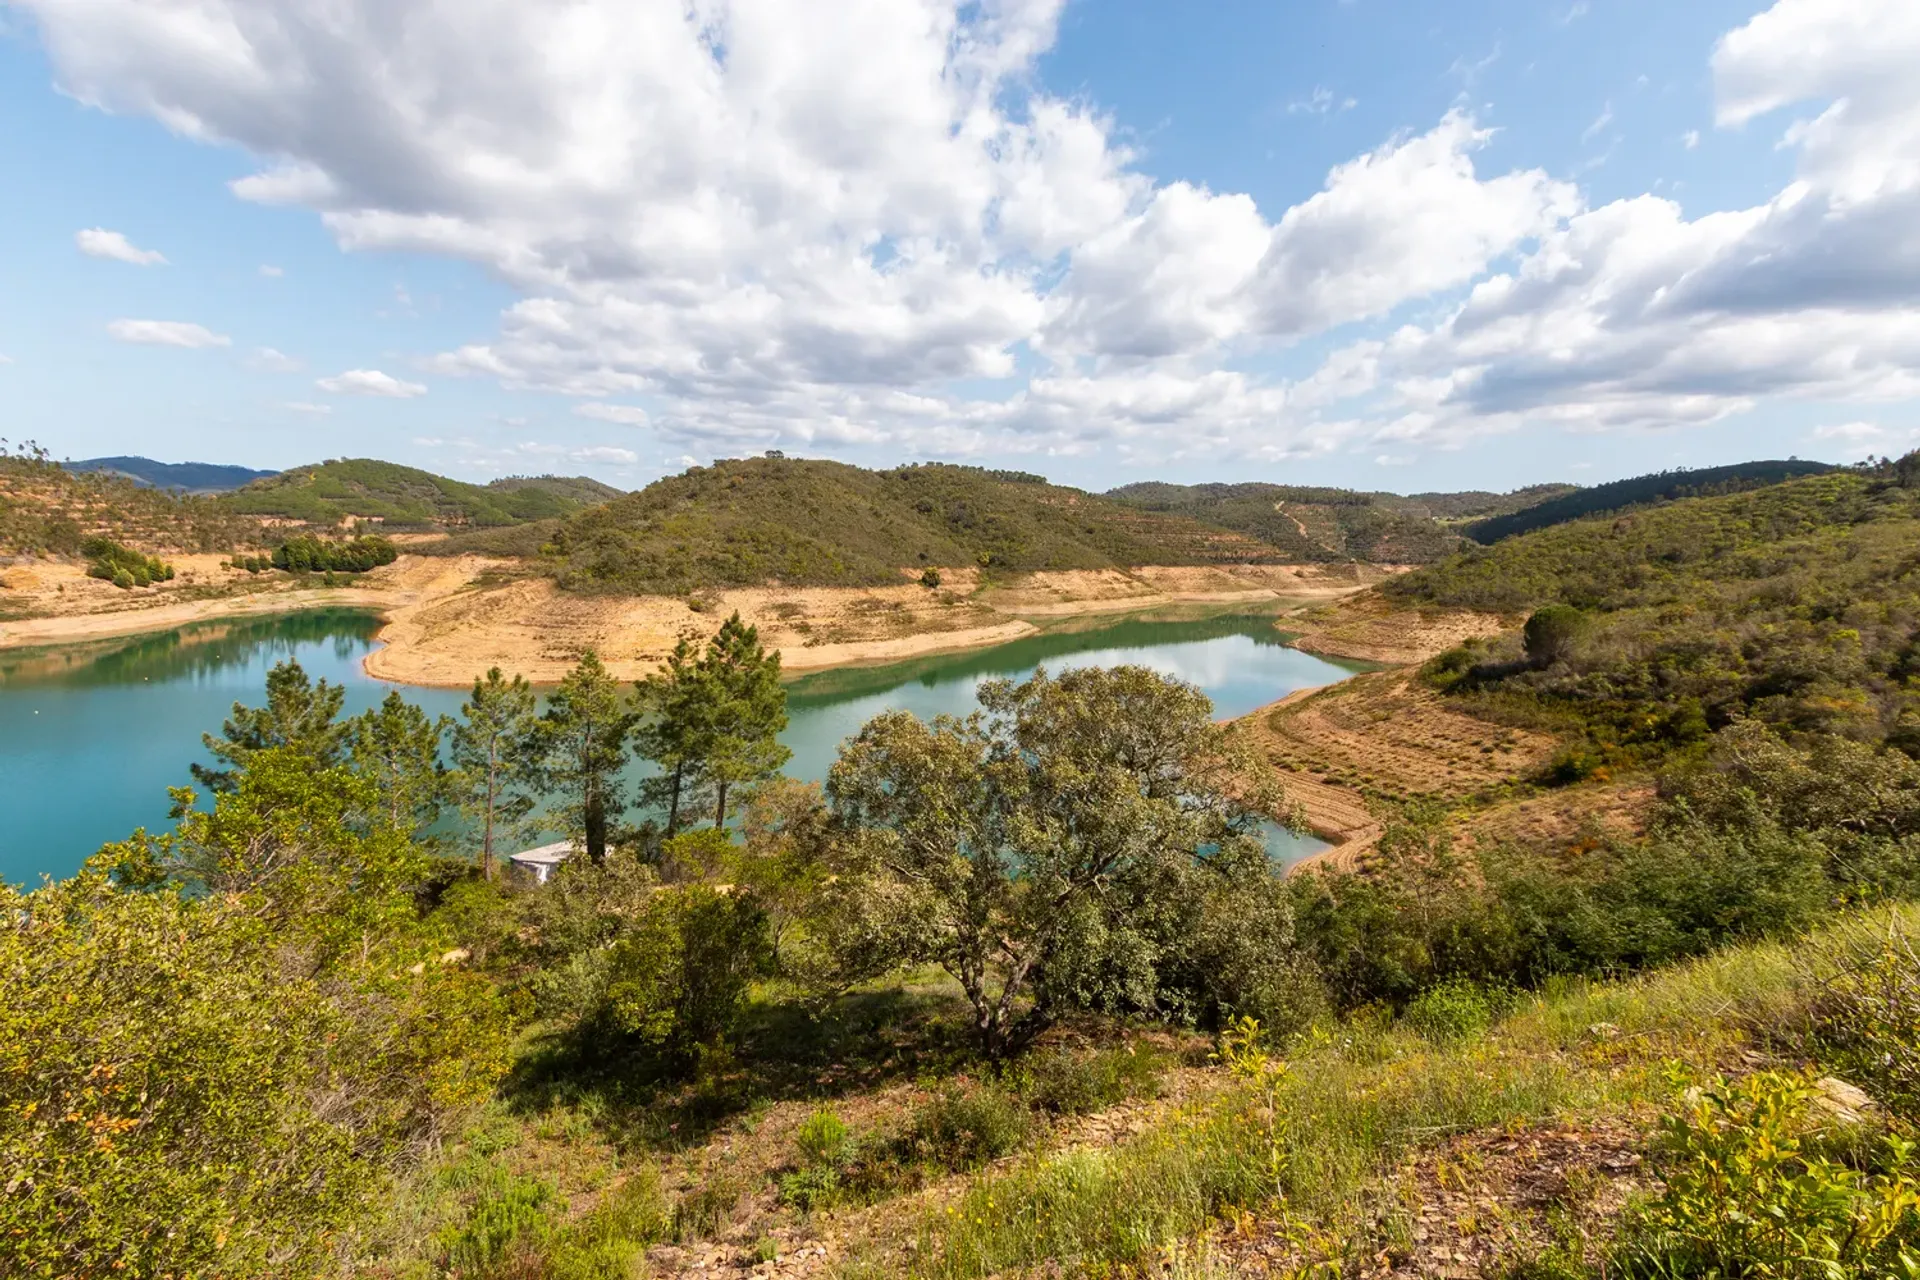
[1,0,1917,494]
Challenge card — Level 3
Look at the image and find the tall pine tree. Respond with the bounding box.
[536,650,636,862]
[349,691,451,838]
[634,635,713,837]
[452,668,540,878]
[194,659,350,792]
[698,614,791,828]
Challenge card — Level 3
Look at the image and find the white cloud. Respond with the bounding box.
[574,402,651,427]
[1581,102,1614,145]
[249,346,303,372]
[1288,87,1356,116]
[283,400,332,414]
[316,369,427,398]
[259,264,284,278]
[21,0,1920,464]
[0,354,13,365]
[106,319,229,348]
[75,227,166,265]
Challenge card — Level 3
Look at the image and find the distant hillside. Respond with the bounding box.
[217,459,615,529]
[1465,459,1837,543]
[66,456,279,494]
[1104,482,1489,563]
[2,447,264,556]
[549,457,1283,594]
[1403,484,1580,522]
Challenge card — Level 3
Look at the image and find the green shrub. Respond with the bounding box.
[1809,932,1920,1119]
[598,884,775,1060]
[777,1164,843,1213]
[1018,1045,1166,1115]
[81,535,173,589]
[910,1081,1032,1170]
[1617,1070,1920,1278]
[271,533,398,574]
[1401,978,1500,1042]
[1522,604,1588,666]
[795,1106,853,1167]
[920,567,942,588]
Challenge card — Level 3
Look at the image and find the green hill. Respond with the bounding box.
[1104,481,1501,562]
[2,445,264,555]
[1403,483,1580,521]
[1465,459,1836,543]
[217,459,615,529]
[548,456,1283,594]
[1392,454,1920,753]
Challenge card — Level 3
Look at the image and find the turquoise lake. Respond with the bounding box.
[0,607,1361,886]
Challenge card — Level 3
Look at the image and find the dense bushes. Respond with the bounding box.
[81,535,173,588]
[271,532,399,573]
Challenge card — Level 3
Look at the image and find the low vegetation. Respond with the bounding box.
[81,535,174,589]
[1,439,264,555]
[270,532,400,574]
[1465,457,1837,543]
[218,458,619,529]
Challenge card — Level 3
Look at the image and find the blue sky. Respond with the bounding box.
[2,0,1915,494]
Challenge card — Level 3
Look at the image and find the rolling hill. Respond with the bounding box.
[3,448,265,555]
[216,459,621,528]
[1464,458,1837,543]
[1101,481,1558,563]
[547,456,1286,594]
[64,457,280,494]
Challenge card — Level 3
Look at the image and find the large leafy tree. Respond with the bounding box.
[451,667,540,877]
[820,664,1283,1054]
[193,659,349,790]
[536,650,637,862]
[697,613,791,828]
[349,691,452,838]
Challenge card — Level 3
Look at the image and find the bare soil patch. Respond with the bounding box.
[1282,592,1512,665]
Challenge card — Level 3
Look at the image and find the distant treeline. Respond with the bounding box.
[1465,459,1838,543]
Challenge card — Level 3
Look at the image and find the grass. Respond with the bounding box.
[833,905,1920,1278]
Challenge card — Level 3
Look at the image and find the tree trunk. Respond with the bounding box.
[585,788,607,862]
[714,778,730,830]
[667,762,683,835]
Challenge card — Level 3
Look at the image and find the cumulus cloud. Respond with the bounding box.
[316,369,427,398]
[20,0,1920,462]
[106,319,229,348]
[76,227,166,265]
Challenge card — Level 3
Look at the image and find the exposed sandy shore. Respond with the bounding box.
[1275,589,1513,665]
[4,554,1387,687]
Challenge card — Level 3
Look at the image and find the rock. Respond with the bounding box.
[1812,1076,1878,1127]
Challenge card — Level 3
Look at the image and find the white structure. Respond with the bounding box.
[507,841,573,884]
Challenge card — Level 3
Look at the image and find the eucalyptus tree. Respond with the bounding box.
[451,667,540,877]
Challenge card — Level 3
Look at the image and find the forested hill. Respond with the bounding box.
[1464,458,1836,543]
[547,456,1284,593]
[216,459,621,528]
[1389,454,1920,751]
[65,456,279,494]
[1102,481,1576,563]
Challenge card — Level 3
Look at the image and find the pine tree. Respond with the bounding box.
[635,634,715,837]
[349,691,451,837]
[193,660,350,792]
[697,614,792,828]
[536,650,637,862]
[452,667,540,877]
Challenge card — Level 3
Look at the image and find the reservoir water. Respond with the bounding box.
[0,607,1361,886]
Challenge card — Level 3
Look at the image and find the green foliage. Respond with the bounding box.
[192,658,350,791]
[1522,603,1588,666]
[1,440,263,555]
[1808,931,1920,1119]
[920,566,943,587]
[598,885,775,1060]
[219,458,613,528]
[81,535,174,588]
[547,456,1288,594]
[534,650,638,862]
[435,1164,667,1280]
[1016,1044,1166,1115]
[270,532,398,573]
[1401,977,1502,1042]
[1618,1070,1920,1278]
[817,664,1283,1054]
[909,1080,1032,1170]
[349,689,451,837]
[451,668,541,877]
[1469,458,1837,543]
[1394,464,1920,754]
[795,1107,854,1167]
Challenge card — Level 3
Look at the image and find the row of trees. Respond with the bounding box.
[81,535,174,589]
[190,613,792,877]
[270,533,399,574]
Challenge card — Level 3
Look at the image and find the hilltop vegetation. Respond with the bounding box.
[1466,458,1836,543]
[218,458,618,528]
[1104,480,1579,563]
[548,456,1279,594]
[1388,457,1920,759]
[65,456,279,494]
[1,442,263,555]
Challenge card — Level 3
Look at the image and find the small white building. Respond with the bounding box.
[507,841,574,885]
